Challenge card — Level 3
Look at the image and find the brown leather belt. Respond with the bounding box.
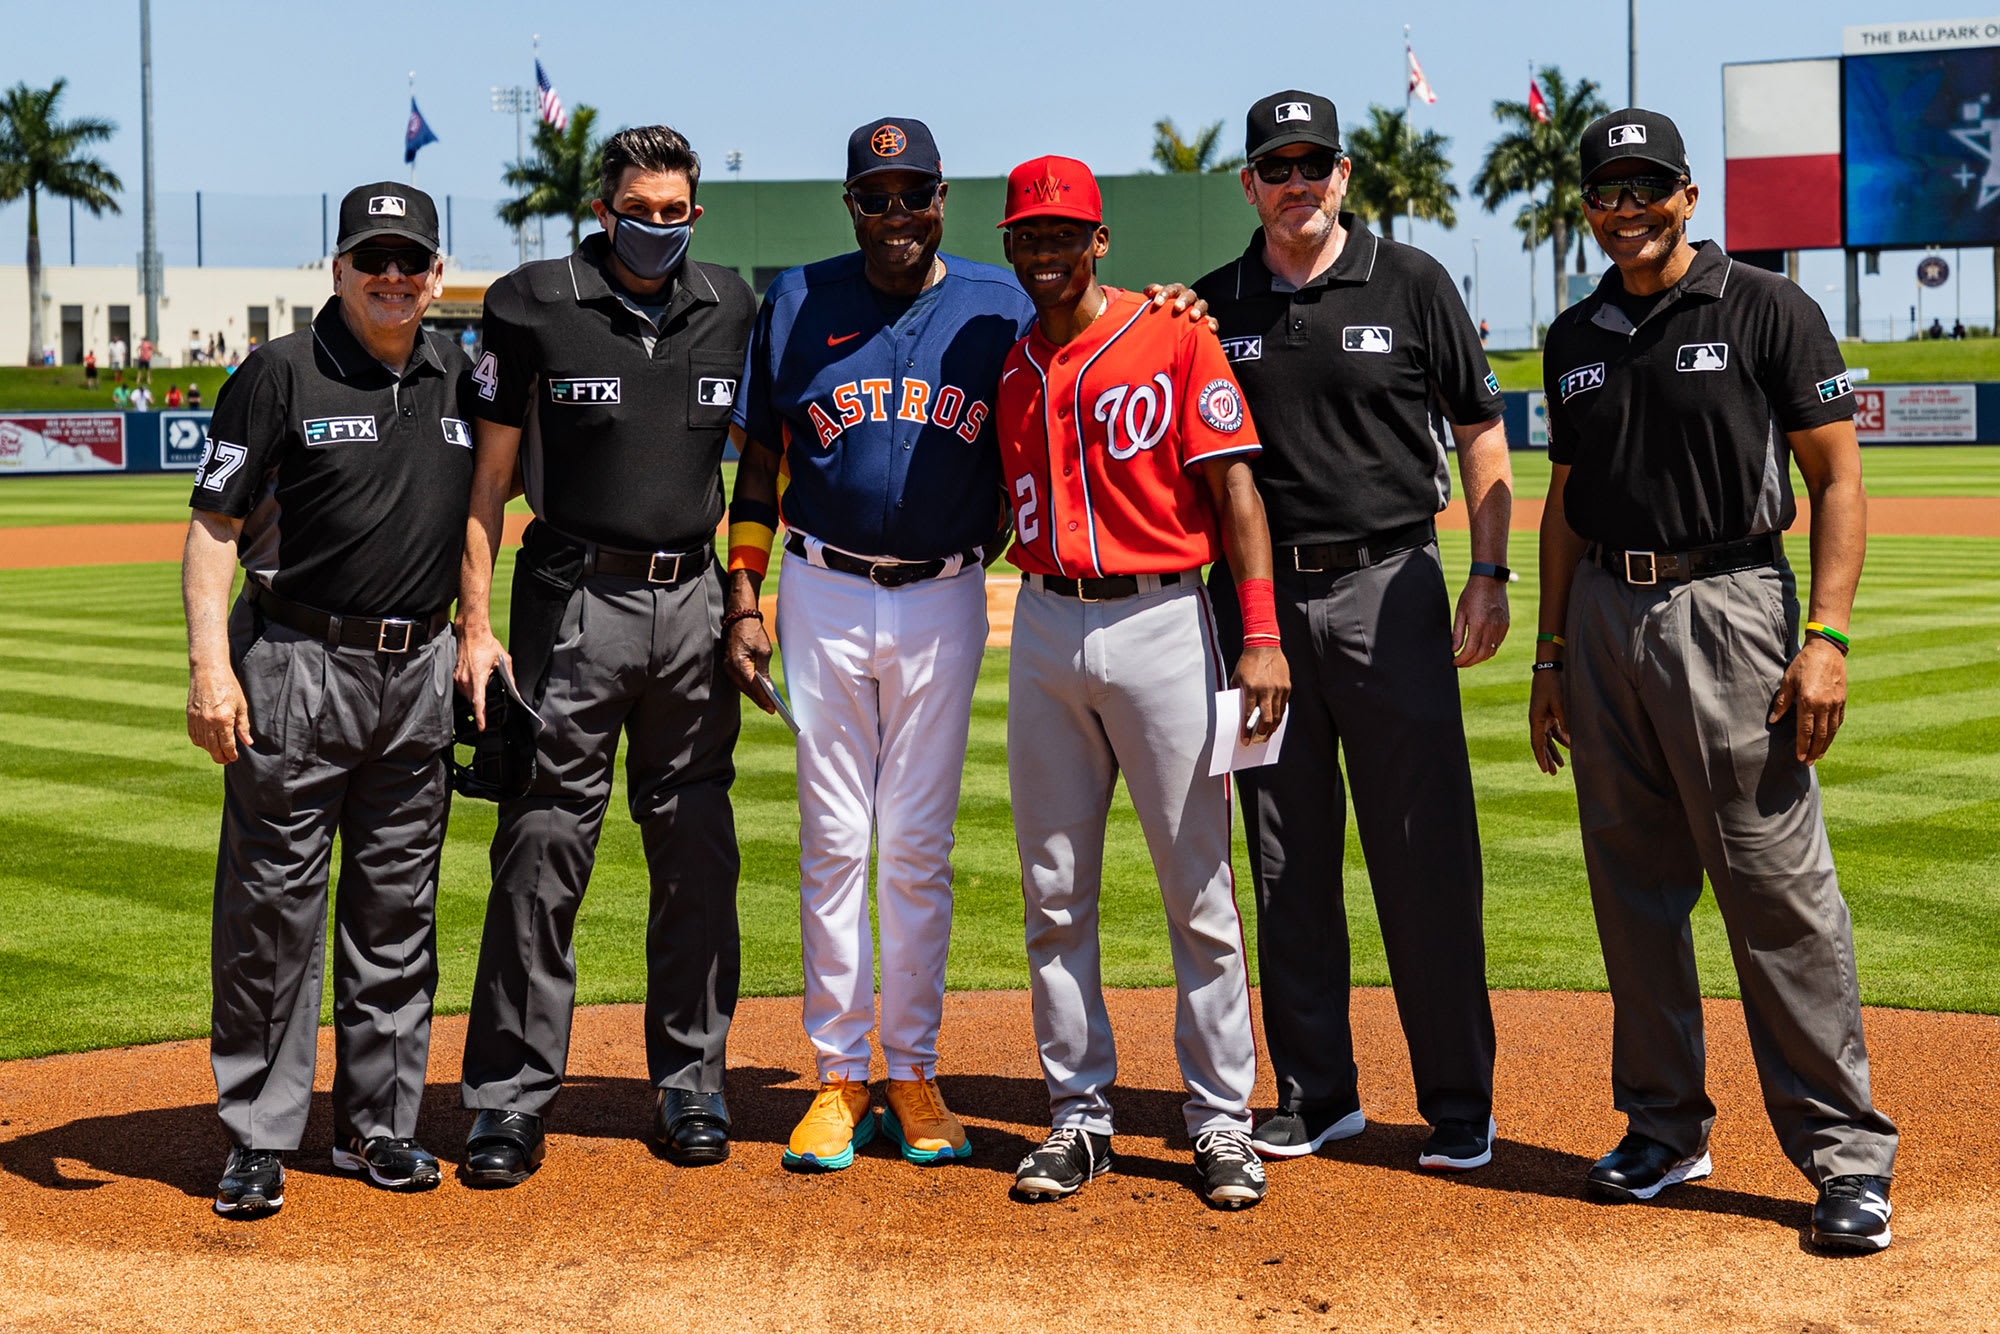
[1587,533,1782,586]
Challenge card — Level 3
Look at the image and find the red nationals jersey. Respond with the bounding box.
[997,288,1260,577]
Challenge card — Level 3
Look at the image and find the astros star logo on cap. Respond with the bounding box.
[872,125,907,157]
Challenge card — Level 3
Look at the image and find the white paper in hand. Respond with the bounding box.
[1208,687,1290,777]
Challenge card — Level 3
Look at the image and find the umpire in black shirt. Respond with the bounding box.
[453,126,756,1182]
[1196,91,1511,1172]
[183,182,474,1216]
[1532,110,1897,1251]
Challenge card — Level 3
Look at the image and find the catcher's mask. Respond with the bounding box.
[448,665,541,802]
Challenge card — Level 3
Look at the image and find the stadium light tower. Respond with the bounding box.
[492,84,532,266]
[138,0,161,344]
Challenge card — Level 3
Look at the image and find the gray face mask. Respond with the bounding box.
[611,210,691,280]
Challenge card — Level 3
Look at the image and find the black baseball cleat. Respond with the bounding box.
[1013,1127,1112,1201]
[1194,1128,1268,1209]
[1418,1115,1497,1171]
[1585,1132,1713,1202]
[462,1109,546,1188]
[332,1134,442,1191]
[214,1147,285,1218]
[651,1088,731,1166]
[1250,1100,1366,1160]
[1811,1174,1893,1252]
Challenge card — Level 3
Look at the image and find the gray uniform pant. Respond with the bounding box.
[1566,556,1898,1183]
[461,567,740,1114]
[211,595,456,1150]
[1008,576,1257,1140]
[1209,546,1495,1126]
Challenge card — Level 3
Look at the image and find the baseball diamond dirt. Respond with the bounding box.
[1,988,1994,1333]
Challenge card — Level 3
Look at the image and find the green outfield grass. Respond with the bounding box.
[0,366,237,412]
[2,524,1996,1060]
[1489,338,2000,392]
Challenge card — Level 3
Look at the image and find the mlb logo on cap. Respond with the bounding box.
[1607,124,1648,147]
[1276,102,1312,123]
[368,195,407,216]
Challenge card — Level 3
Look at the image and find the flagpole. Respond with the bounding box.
[1404,25,1414,246]
[1528,60,1538,349]
[408,71,418,185]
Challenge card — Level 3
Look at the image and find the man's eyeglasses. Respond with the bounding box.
[849,184,941,216]
[348,246,437,276]
[1252,153,1341,186]
[1582,177,1686,211]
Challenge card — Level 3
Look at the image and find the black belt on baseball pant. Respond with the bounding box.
[783,531,979,588]
[579,536,714,585]
[249,583,449,654]
[1028,570,1186,601]
[1278,518,1436,573]
[1587,532,1783,586]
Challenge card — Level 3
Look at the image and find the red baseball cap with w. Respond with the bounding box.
[998,155,1103,228]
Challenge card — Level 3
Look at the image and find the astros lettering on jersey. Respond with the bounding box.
[997,287,1260,576]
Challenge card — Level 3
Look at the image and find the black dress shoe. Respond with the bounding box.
[652,1088,730,1166]
[462,1109,545,1188]
[1812,1174,1892,1252]
[1586,1131,1713,1202]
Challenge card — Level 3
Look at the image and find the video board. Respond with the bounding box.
[1844,45,2000,246]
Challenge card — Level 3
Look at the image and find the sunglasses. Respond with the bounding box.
[348,246,437,276]
[1252,153,1341,185]
[848,184,941,216]
[1582,177,1686,211]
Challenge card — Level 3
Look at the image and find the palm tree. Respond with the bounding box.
[1472,66,1608,317]
[498,105,603,251]
[1151,118,1243,174]
[0,80,121,367]
[1342,105,1458,241]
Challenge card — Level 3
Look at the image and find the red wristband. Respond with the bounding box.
[1237,577,1279,642]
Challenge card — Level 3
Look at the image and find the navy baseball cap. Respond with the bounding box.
[846,118,943,184]
[1246,90,1342,161]
[1579,109,1690,184]
[336,182,440,252]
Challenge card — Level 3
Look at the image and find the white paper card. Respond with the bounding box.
[1207,687,1290,777]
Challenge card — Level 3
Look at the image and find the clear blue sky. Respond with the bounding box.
[4,0,1988,342]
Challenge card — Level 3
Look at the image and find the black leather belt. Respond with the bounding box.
[249,583,448,654]
[1029,571,1184,601]
[1280,519,1435,573]
[784,531,978,588]
[1589,533,1783,586]
[581,539,713,584]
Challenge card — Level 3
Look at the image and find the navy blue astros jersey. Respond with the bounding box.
[733,251,1035,560]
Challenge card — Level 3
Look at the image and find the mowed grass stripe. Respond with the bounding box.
[1,531,1997,1058]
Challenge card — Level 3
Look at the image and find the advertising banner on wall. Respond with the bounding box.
[1852,383,1979,442]
[0,414,127,473]
[1526,391,1549,449]
[1844,46,2000,247]
[159,412,213,470]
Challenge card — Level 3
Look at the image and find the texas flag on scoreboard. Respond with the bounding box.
[1722,58,1842,250]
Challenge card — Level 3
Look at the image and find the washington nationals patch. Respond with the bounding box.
[1197,378,1245,432]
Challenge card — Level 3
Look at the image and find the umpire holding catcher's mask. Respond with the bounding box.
[182,182,475,1217]
[1532,109,1898,1251]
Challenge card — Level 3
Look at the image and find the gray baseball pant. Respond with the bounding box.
[1008,575,1257,1140]
[1565,555,1898,1183]
[461,566,740,1114]
[211,596,456,1150]
[1208,545,1495,1126]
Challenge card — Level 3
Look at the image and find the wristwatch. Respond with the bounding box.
[1469,561,1512,581]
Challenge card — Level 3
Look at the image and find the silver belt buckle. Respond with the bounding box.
[376,618,415,653]
[1291,547,1325,574]
[647,551,683,583]
[1623,550,1657,586]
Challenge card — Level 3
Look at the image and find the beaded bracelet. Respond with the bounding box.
[721,608,765,628]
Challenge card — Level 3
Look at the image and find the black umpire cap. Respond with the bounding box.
[335,182,441,253]
[1579,109,1690,184]
[846,117,943,183]
[1246,90,1343,160]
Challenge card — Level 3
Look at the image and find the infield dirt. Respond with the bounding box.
[1,987,1993,1333]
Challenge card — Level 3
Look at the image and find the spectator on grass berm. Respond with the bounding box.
[136,337,153,383]
[83,350,97,388]
[189,329,204,366]
[187,381,202,409]
[110,382,130,408]
[129,383,152,412]
[165,383,182,408]
[1952,319,1967,340]
[1927,318,1944,340]
[109,334,127,369]
[1192,89,1511,1174]
[181,181,474,1221]
[1530,108,1898,1253]
[453,124,756,1185]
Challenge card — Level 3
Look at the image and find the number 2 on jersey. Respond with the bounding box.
[1013,474,1040,543]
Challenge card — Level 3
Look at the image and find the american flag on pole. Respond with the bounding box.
[1406,43,1437,105]
[536,59,568,131]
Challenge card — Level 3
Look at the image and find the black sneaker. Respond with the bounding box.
[1194,1128,1268,1209]
[332,1134,442,1191]
[1418,1115,1497,1171]
[214,1147,284,1217]
[1812,1174,1893,1252]
[1585,1132,1713,1202]
[1013,1127,1112,1200]
[1251,1101,1366,1160]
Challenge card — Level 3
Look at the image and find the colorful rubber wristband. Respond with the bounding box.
[1803,621,1850,650]
[1536,632,1566,647]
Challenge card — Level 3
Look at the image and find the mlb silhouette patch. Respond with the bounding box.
[1276,102,1312,123]
[698,377,737,407]
[1343,326,1393,354]
[1607,124,1648,147]
[442,418,472,448]
[1676,343,1729,372]
[368,196,407,216]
